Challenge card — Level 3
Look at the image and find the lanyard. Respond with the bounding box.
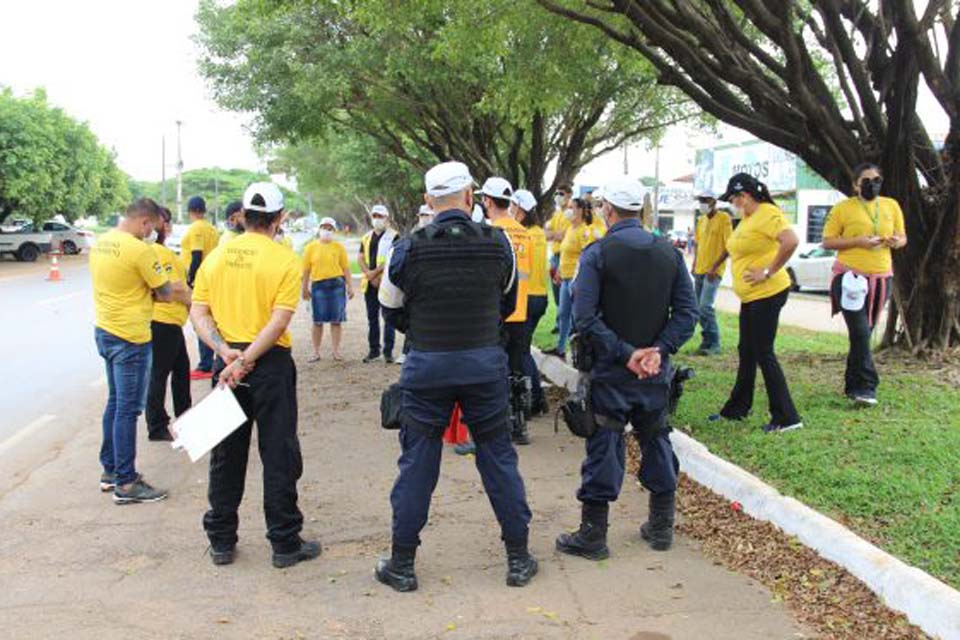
[857,199,881,236]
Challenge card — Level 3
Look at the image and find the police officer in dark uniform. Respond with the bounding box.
[376,161,537,591]
[556,179,697,559]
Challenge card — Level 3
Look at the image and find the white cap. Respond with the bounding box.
[319,216,337,229]
[417,205,434,216]
[243,182,284,213]
[840,272,869,312]
[697,188,718,200]
[425,161,475,197]
[477,177,513,201]
[371,204,389,217]
[602,179,646,211]
[511,189,537,212]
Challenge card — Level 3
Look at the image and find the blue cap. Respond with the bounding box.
[187,196,207,213]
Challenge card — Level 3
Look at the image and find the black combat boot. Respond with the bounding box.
[640,491,676,551]
[505,540,538,587]
[375,544,418,592]
[555,501,610,560]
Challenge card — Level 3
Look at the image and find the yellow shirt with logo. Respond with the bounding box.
[493,216,531,323]
[152,243,189,326]
[90,229,168,344]
[822,196,905,274]
[546,209,572,255]
[693,211,733,276]
[192,233,301,349]
[180,219,220,268]
[726,202,792,303]
[527,225,549,296]
[559,223,604,280]
[302,239,349,282]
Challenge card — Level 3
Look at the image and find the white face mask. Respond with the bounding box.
[698,202,712,215]
[144,229,158,244]
[318,229,333,241]
[563,209,575,221]
[417,215,433,228]
[371,217,386,231]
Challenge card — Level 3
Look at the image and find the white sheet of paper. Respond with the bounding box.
[171,386,248,462]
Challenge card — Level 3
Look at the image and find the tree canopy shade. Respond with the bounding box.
[195,0,695,223]
[0,88,129,225]
[540,0,960,353]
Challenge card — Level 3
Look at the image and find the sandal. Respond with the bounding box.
[308,354,322,363]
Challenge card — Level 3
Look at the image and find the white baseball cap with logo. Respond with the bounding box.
[840,271,869,312]
[243,182,284,213]
[425,161,475,198]
[602,179,647,211]
[319,216,337,229]
[371,204,390,218]
[477,176,514,200]
[511,189,537,212]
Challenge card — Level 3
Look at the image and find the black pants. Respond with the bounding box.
[203,347,304,553]
[365,287,396,357]
[831,276,888,398]
[503,321,530,377]
[721,289,801,425]
[145,321,191,438]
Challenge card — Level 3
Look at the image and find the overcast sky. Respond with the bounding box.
[1,1,951,188]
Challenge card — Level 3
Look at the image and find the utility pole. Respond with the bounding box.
[175,120,184,222]
[160,136,167,207]
[653,142,661,231]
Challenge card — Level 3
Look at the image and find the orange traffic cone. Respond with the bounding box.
[46,253,63,282]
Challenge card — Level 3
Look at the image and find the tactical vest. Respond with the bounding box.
[599,236,677,349]
[404,219,508,352]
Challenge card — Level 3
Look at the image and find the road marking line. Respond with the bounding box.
[36,291,87,306]
[0,414,56,455]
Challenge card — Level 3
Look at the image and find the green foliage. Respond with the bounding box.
[129,167,307,222]
[0,87,129,224]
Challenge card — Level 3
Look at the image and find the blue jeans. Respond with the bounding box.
[556,278,574,354]
[522,295,549,402]
[549,254,561,327]
[197,337,214,372]
[95,328,152,485]
[694,274,721,350]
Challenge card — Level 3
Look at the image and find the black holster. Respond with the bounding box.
[556,375,598,439]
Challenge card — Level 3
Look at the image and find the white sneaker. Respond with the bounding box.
[395,354,406,365]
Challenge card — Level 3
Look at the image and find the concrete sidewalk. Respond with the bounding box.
[0,297,809,639]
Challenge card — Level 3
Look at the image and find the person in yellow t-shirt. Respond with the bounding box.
[713,173,802,434]
[510,189,550,416]
[545,197,604,358]
[191,181,320,569]
[480,177,534,444]
[90,198,183,504]
[145,206,192,442]
[691,189,733,355]
[181,196,221,378]
[822,163,907,407]
[301,217,354,362]
[218,200,244,247]
[545,184,573,332]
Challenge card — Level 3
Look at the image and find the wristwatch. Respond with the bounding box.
[762,268,771,280]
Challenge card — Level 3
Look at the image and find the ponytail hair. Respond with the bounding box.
[749,181,775,205]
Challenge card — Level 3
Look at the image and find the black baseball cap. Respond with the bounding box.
[187,195,207,212]
[719,172,759,202]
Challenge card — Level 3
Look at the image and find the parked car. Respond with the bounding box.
[786,244,836,292]
[0,226,53,262]
[40,220,95,254]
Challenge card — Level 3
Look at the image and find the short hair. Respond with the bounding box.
[243,209,282,230]
[852,163,882,181]
[158,207,172,224]
[486,195,511,211]
[125,198,161,220]
[557,183,572,195]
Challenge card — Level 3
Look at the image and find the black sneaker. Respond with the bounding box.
[272,539,322,569]
[99,472,116,493]
[362,352,381,363]
[113,477,168,505]
[148,430,174,442]
[210,547,236,566]
[550,327,559,335]
[383,353,395,364]
[762,422,804,434]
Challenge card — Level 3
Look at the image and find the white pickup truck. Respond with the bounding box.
[0,223,53,262]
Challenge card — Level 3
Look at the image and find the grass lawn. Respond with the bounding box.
[533,296,960,588]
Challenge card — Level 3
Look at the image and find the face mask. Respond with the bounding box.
[859,178,882,201]
[563,209,574,221]
[318,229,333,241]
[471,205,485,224]
[144,229,158,244]
[417,215,433,228]
[698,202,712,215]
[372,217,386,231]
[554,195,563,207]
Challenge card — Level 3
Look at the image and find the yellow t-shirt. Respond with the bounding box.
[152,243,189,326]
[546,209,572,254]
[527,225,549,296]
[822,196,905,274]
[693,211,733,276]
[302,239,349,282]
[192,233,301,349]
[181,219,219,268]
[726,202,792,303]
[558,223,604,279]
[277,234,293,250]
[218,229,239,247]
[90,229,168,344]
[493,216,531,323]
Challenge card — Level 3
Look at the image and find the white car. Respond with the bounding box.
[40,220,95,255]
[786,244,836,292]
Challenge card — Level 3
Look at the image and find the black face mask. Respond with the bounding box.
[859,177,882,201]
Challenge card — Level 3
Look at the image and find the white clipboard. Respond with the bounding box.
[171,386,248,462]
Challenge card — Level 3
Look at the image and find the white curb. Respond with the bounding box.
[533,348,960,640]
